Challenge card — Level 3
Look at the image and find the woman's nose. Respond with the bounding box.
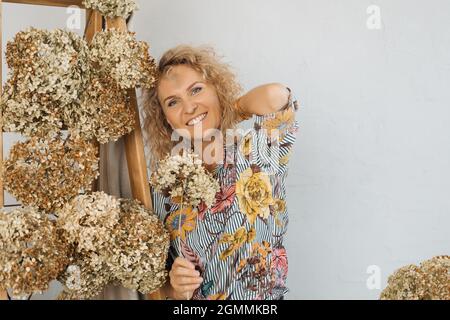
[184,100,198,114]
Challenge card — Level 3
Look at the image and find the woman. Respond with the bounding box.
[142,45,299,300]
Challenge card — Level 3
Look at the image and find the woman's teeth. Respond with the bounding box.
[187,112,207,126]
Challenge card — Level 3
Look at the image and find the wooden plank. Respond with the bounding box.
[3,0,82,7]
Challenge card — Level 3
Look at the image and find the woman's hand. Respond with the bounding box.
[168,257,203,300]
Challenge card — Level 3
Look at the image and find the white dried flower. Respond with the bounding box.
[151,152,220,208]
[57,192,120,253]
[1,28,89,137]
[380,255,450,300]
[0,207,71,299]
[89,29,157,90]
[83,0,138,18]
[106,199,170,294]
[3,135,100,213]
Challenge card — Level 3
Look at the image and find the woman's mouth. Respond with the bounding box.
[186,112,208,126]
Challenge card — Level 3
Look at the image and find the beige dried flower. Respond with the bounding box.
[1,28,89,137]
[0,207,71,299]
[57,194,170,299]
[67,76,135,143]
[57,254,112,300]
[89,29,157,90]
[56,192,120,253]
[107,199,170,294]
[3,135,99,213]
[82,0,138,19]
[380,255,450,300]
[151,152,220,208]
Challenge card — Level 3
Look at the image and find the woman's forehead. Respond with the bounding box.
[162,65,203,84]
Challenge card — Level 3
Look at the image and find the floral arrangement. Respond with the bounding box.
[150,152,220,208]
[0,193,169,300]
[73,76,135,143]
[3,135,99,213]
[1,21,165,300]
[0,207,71,299]
[83,0,138,19]
[0,28,89,137]
[1,27,156,144]
[380,255,450,300]
[56,193,169,299]
[88,29,157,90]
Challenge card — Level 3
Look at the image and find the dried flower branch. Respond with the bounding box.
[380,255,450,300]
[151,152,220,208]
[0,28,89,137]
[107,199,170,294]
[57,193,170,299]
[0,208,71,299]
[3,135,99,213]
[82,0,138,19]
[89,29,157,90]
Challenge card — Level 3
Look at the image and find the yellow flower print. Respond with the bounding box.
[236,168,274,224]
[219,226,256,261]
[207,292,228,300]
[271,198,286,227]
[247,227,256,243]
[262,107,295,140]
[165,207,197,241]
[240,132,252,157]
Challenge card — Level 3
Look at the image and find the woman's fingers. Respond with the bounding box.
[170,257,204,299]
[174,257,196,270]
[174,275,203,286]
[171,266,200,278]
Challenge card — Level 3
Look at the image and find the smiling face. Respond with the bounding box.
[157,64,222,141]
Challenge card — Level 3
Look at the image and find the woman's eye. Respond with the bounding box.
[168,100,177,107]
[192,87,202,94]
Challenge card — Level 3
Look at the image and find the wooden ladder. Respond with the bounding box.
[0,0,162,300]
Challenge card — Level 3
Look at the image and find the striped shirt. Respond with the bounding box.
[152,88,300,300]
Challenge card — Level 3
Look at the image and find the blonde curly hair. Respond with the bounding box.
[141,45,245,170]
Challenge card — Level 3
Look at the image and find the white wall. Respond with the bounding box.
[2,0,450,299]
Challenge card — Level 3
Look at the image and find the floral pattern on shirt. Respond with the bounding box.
[152,87,300,300]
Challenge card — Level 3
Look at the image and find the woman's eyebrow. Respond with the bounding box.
[163,81,203,104]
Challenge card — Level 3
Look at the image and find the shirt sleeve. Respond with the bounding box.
[250,86,300,175]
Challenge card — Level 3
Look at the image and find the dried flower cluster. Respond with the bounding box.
[73,76,135,143]
[83,0,138,18]
[151,152,220,208]
[3,135,99,213]
[1,27,156,144]
[89,29,157,90]
[57,193,169,299]
[0,28,89,137]
[107,199,170,294]
[0,207,71,299]
[380,255,450,300]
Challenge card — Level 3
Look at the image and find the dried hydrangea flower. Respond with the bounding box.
[57,194,170,298]
[57,192,120,253]
[82,0,138,19]
[151,152,220,208]
[107,199,170,294]
[3,135,99,213]
[57,254,112,300]
[0,207,71,299]
[66,76,135,144]
[380,255,450,300]
[1,28,89,137]
[89,29,157,90]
